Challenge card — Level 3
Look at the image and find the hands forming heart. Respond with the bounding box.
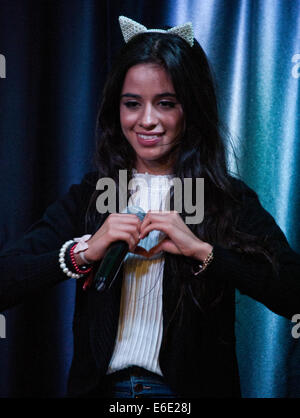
[132,210,212,262]
[84,210,212,264]
[132,238,168,259]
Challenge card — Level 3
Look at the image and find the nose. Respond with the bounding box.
[138,103,158,129]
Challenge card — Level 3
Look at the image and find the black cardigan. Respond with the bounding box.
[0,172,299,398]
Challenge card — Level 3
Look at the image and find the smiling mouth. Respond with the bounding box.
[136,133,164,140]
[136,133,164,146]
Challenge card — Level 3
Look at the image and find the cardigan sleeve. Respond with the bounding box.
[184,180,300,320]
[0,172,96,312]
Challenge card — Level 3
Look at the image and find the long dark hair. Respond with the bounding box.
[86,32,279,314]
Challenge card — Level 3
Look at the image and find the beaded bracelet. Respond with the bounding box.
[59,240,93,279]
[59,240,82,279]
[191,248,214,275]
[69,244,93,275]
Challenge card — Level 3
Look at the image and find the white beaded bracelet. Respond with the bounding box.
[59,240,83,279]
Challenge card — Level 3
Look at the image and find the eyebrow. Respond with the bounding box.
[120,92,177,99]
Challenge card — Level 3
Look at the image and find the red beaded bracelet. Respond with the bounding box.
[70,244,93,275]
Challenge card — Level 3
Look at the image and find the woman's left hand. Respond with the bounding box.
[135,210,213,261]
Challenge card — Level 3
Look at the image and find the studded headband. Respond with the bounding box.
[119,16,194,47]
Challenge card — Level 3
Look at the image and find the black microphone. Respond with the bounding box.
[93,206,146,292]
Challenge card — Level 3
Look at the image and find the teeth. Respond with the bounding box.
[138,134,161,140]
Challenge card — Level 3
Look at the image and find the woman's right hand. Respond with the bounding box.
[82,213,142,263]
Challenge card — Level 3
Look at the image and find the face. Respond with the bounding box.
[120,63,184,174]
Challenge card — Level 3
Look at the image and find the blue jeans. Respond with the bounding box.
[101,367,177,398]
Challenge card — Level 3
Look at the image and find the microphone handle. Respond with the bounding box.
[93,240,129,292]
[93,207,146,293]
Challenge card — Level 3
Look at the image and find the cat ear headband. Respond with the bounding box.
[119,16,194,47]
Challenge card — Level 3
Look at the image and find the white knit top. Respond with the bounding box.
[107,170,174,376]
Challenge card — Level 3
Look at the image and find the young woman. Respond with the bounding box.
[0,17,299,398]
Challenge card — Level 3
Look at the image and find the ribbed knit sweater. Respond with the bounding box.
[108,171,174,375]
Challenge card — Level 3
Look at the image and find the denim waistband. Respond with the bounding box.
[106,366,163,382]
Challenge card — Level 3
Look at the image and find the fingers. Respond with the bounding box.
[140,222,170,240]
[86,213,142,260]
[107,224,140,252]
[106,213,142,226]
[148,238,180,256]
[141,210,179,227]
[106,214,142,251]
[140,210,179,239]
[135,238,180,258]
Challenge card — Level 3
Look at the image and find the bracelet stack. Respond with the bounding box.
[59,239,93,279]
[192,248,214,276]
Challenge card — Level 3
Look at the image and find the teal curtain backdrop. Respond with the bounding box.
[0,0,299,397]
